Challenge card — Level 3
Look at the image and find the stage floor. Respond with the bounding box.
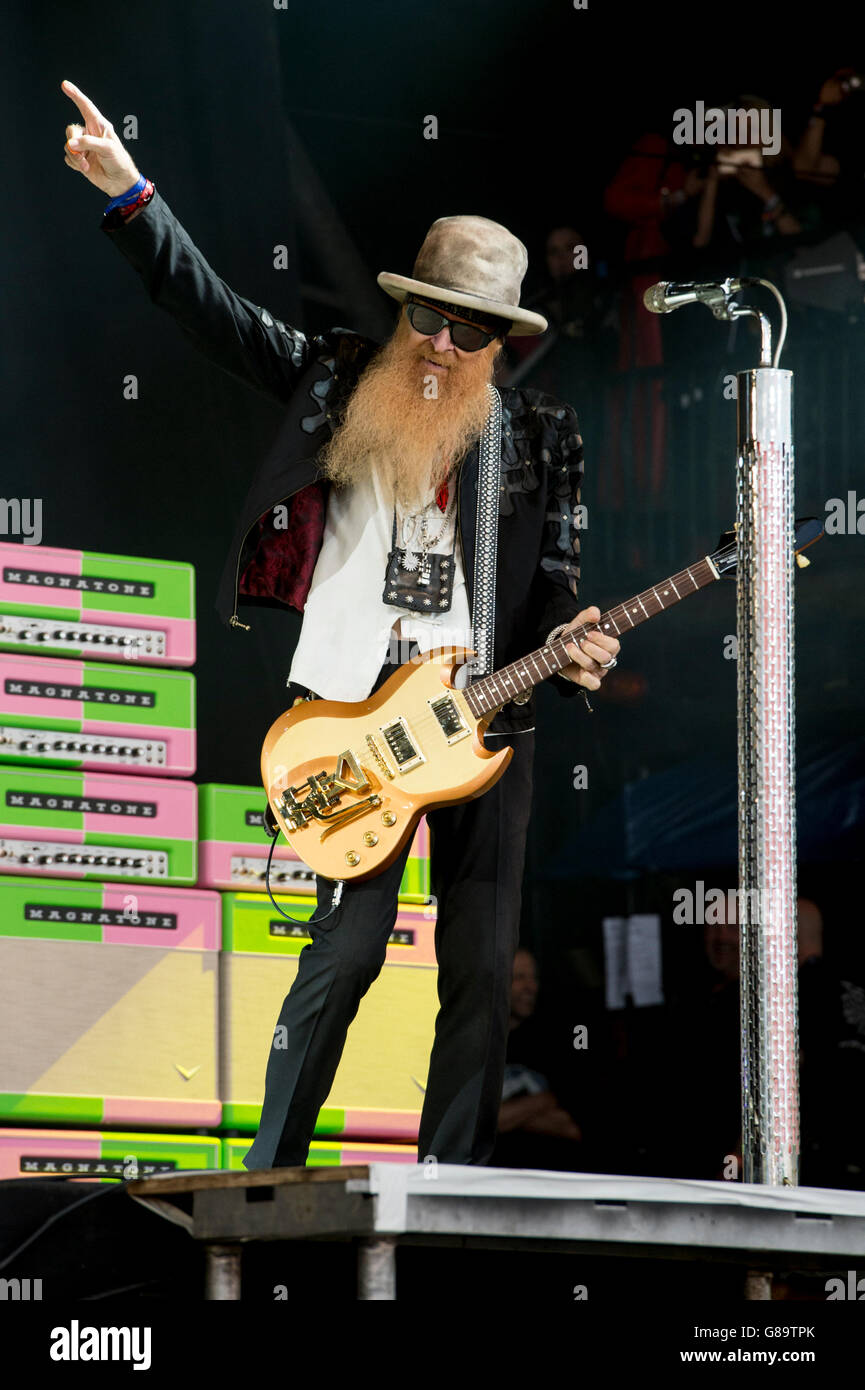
[126,1164,865,1299]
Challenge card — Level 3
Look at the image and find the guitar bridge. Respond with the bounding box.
[278,749,379,833]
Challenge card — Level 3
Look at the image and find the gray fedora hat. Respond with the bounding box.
[377,214,548,336]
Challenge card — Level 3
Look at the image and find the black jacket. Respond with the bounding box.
[102,190,586,730]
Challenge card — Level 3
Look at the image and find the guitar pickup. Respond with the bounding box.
[428,693,470,745]
[380,717,424,773]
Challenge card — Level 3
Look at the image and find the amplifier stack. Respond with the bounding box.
[0,543,436,1182]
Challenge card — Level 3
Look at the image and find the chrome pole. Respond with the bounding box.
[735,364,798,1186]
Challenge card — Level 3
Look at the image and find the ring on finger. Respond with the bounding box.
[600,657,617,670]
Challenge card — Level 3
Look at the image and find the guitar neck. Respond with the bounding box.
[463,553,720,719]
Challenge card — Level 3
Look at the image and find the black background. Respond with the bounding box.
[2,1,864,1138]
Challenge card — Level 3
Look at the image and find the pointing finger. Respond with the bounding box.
[61,79,106,130]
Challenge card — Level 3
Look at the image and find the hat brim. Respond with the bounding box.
[377,272,548,336]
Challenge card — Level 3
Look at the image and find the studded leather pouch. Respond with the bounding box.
[383,545,454,613]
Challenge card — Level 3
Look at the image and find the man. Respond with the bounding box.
[62,79,620,1170]
[492,948,585,1172]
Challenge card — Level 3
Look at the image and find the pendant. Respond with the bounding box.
[417,555,432,587]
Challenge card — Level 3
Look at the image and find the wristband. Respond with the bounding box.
[101,179,155,232]
[118,178,155,220]
[104,176,146,214]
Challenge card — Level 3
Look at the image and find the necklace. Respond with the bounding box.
[399,493,452,571]
[383,480,458,612]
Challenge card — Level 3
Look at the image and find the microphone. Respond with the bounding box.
[643,278,751,314]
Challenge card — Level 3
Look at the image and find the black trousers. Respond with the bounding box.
[242,660,535,1170]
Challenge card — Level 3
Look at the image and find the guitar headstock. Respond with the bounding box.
[711,517,824,576]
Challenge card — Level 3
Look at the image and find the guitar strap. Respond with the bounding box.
[467,382,503,682]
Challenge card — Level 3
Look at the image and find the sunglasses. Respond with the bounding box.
[405,299,503,351]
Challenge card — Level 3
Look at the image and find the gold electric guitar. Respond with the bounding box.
[261,519,821,882]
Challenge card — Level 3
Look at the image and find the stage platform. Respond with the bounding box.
[126,1164,865,1300]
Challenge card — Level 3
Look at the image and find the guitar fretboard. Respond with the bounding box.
[463,555,717,718]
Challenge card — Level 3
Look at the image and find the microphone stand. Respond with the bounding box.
[674,282,799,1195]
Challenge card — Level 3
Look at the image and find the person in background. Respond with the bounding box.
[490,947,585,1172]
[602,133,706,507]
[504,225,615,465]
[792,67,865,235]
[797,896,865,1190]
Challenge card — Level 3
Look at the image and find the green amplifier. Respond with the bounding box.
[0,1127,220,1182]
[220,891,438,1141]
[0,652,195,775]
[0,766,197,884]
[198,782,430,901]
[221,1136,417,1169]
[0,875,221,1128]
[0,542,195,666]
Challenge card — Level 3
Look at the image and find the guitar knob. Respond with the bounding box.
[381,811,396,827]
[344,851,361,867]
[362,832,378,846]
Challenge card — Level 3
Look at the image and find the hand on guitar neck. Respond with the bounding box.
[555,606,621,690]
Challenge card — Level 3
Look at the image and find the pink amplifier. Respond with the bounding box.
[0,543,195,667]
[0,878,222,1129]
[0,1128,221,1182]
[0,652,195,776]
[0,766,197,884]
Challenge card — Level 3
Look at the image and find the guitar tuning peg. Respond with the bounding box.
[795,554,811,569]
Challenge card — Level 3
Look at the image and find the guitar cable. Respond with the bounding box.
[262,804,345,927]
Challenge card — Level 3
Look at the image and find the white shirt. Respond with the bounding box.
[289,464,473,700]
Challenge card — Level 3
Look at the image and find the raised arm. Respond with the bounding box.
[61,79,312,405]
